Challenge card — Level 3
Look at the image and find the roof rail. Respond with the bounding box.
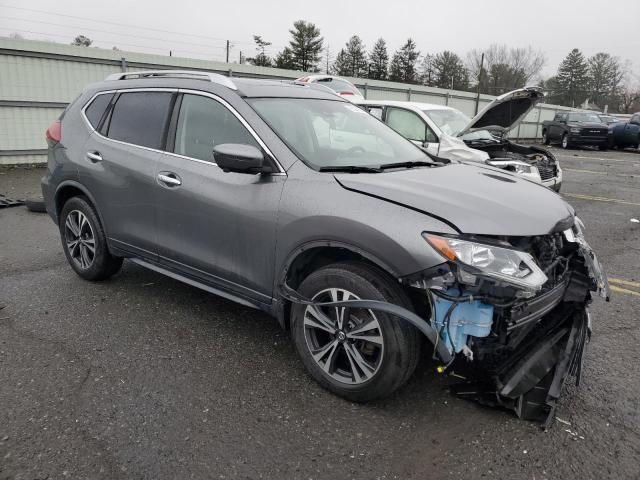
[104,70,237,90]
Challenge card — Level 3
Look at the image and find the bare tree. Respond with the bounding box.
[467,44,545,94]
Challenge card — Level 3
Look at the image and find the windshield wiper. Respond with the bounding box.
[378,161,435,170]
[318,165,382,173]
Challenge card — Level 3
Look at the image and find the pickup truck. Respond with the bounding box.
[608,112,640,149]
[542,112,609,149]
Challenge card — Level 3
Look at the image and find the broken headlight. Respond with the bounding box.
[423,234,548,292]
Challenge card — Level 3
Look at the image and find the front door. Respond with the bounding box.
[154,92,285,302]
[385,107,439,155]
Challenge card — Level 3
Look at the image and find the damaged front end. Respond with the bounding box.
[405,218,608,425]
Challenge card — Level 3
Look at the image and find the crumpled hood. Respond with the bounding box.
[335,163,574,236]
[458,87,544,137]
[438,134,490,163]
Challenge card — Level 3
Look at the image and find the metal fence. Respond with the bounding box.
[0,37,579,165]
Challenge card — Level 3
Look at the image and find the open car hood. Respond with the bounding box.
[457,87,544,137]
[335,163,574,236]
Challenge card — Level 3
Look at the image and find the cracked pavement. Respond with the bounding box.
[1,150,639,479]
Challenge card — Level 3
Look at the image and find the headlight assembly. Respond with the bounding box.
[423,234,548,292]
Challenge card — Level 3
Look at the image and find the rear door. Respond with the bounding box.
[385,107,439,155]
[154,91,285,302]
[79,89,175,258]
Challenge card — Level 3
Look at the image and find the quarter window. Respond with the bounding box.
[174,94,259,162]
[84,93,114,129]
[107,91,173,149]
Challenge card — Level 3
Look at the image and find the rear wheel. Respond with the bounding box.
[291,262,421,402]
[59,196,123,281]
[561,134,570,149]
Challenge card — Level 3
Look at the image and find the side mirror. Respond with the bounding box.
[213,143,270,174]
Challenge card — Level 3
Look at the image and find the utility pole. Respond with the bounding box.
[325,46,330,74]
[239,51,243,64]
[169,50,172,57]
[226,40,230,63]
[474,52,484,115]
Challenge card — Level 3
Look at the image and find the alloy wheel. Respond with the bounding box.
[303,288,384,384]
[64,210,96,269]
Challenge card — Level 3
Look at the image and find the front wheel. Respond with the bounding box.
[561,134,570,149]
[291,262,421,402]
[542,130,550,145]
[59,196,123,281]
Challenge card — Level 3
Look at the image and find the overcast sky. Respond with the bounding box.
[1,0,639,81]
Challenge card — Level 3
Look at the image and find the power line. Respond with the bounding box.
[0,26,228,61]
[2,15,229,50]
[0,4,287,50]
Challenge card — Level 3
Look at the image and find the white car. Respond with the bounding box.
[295,75,364,100]
[355,88,562,191]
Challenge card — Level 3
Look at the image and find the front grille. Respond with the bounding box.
[581,128,607,137]
[538,163,556,181]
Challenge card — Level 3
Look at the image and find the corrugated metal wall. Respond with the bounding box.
[0,37,576,165]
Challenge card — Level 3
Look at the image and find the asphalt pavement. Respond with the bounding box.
[1,148,639,480]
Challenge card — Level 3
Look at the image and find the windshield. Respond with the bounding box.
[567,112,603,123]
[249,98,428,169]
[423,108,470,136]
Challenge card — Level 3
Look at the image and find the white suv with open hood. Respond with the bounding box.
[356,88,562,191]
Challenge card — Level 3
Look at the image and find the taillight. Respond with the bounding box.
[339,91,355,96]
[46,120,61,143]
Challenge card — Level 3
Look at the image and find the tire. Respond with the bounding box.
[59,196,123,281]
[561,133,570,149]
[542,130,550,145]
[291,262,421,402]
[25,198,47,213]
[598,143,608,151]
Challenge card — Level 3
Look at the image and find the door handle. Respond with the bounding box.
[86,151,103,162]
[157,172,182,187]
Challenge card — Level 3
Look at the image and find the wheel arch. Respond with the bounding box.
[275,241,401,330]
[54,181,107,233]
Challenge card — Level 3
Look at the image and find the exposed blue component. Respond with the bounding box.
[431,289,494,353]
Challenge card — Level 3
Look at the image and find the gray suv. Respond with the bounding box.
[42,70,608,424]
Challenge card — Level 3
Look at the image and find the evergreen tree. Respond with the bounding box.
[71,35,92,47]
[388,39,420,83]
[332,36,367,77]
[433,51,469,90]
[287,20,324,72]
[368,38,388,80]
[247,35,272,67]
[555,48,589,107]
[588,52,624,108]
[275,47,295,70]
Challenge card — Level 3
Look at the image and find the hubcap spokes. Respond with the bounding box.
[303,288,384,385]
[64,210,95,269]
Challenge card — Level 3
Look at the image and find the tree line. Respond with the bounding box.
[63,22,640,113]
[245,20,638,113]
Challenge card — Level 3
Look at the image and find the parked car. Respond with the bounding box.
[295,74,364,99]
[541,112,609,149]
[608,112,640,149]
[42,70,608,424]
[355,88,562,191]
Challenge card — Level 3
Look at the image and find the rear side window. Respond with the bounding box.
[84,93,114,129]
[107,92,173,149]
[386,108,428,142]
[174,94,259,162]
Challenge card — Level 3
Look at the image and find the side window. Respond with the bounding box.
[107,91,173,149]
[84,93,114,129]
[386,108,427,142]
[174,94,259,162]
